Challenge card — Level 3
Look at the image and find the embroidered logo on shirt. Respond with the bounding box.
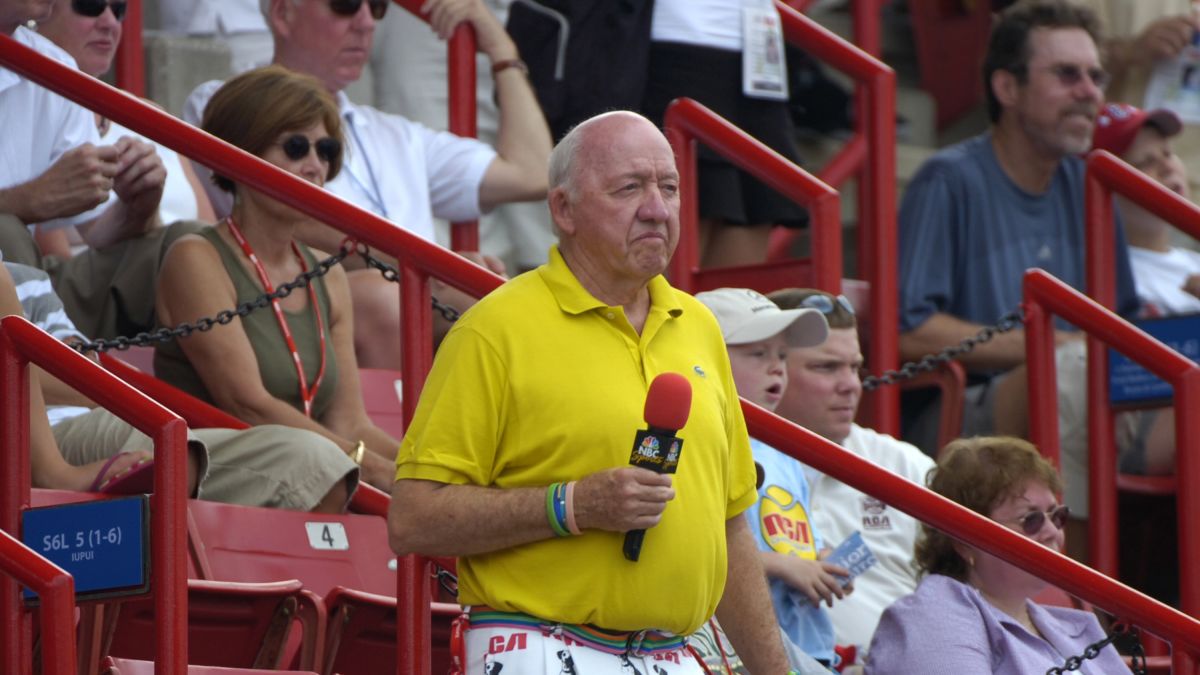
[759,485,817,559]
[693,365,706,377]
[861,496,893,531]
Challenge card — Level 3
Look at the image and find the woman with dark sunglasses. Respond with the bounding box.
[865,437,1130,674]
[34,0,215,262]
[153,65,400,492]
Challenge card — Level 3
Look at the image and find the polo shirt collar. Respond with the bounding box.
[539,245,683,319]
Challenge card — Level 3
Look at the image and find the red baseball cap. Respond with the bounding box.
[1092,103,1183,156]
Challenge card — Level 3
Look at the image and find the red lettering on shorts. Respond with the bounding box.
[487,632,528,654]
[652,651,681,664]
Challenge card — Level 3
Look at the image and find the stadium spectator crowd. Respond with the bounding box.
[1,0,1196,671]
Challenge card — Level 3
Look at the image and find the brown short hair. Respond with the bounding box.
[201,64,344,193]
[915,436,1063,581]
[768,288,857,330]
[983,0,1101,124]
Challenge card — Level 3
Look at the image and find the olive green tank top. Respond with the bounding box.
[154,226,339,419]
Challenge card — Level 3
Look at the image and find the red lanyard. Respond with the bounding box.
[225,216,327,418]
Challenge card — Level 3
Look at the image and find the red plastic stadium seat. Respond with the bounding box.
[359,368,406,438]
[100,655,319,674]
[106,579,325,670]
[186,499,396,598]
[322,588,459,675]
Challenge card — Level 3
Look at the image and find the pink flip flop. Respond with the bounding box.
[89,452,155,495]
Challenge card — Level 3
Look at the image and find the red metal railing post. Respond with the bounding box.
[859,65,898,436]
[1,318,191,675]
[1177,370,1200,630]
[664,98,843,291]
[1022,298,1059,468]
[0,532,76,675]
[447,23,480,252]
[396,555,432,675]
[397,264,435,675]
[113,0,143,96]
[1081,150,1200,609]
[0,331,31,674]
[1024,269,1200,627]
[665,124,699,287]
[774,2,897,435]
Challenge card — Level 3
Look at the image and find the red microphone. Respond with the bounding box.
[624,372,692,562]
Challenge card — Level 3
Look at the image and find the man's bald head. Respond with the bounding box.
[548,111,664,201]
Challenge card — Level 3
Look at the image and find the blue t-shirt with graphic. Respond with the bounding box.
[744,438,834,663]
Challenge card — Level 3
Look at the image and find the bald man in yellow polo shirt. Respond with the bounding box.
[390,111,797,674]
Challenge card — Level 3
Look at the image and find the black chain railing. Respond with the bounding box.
[73,243,355,354]
[1047,623,1145,675]
[72,242,462,355]
[355,245,463,324]
[861,309,1025,391]
[74,243,1026,393]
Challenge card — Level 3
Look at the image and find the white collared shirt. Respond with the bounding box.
[184,82,497,243]
[0,26,108,231]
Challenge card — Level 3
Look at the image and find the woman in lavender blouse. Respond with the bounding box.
[865,437,1130,674]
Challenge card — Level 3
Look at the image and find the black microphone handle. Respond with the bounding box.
[623,528,646,562]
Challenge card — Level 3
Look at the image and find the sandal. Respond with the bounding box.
[88,452,155,494]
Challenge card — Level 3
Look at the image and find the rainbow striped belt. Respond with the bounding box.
[467,606,689,657]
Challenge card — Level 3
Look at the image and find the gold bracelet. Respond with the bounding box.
[491,58,529,76]
[349,440,366,465]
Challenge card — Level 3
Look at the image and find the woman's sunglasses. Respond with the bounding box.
[279,135,342,164]
[798,293,856,316]
[72,0,127,20]
[329,0,388,20]
[1014,504,1070,536]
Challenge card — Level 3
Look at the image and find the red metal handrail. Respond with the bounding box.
[0,32,498,675]
[1074,150,1200,626]
[0,317,188,674]
[1024,269,1200,673]
[0,530,75,675]
[665,98,842,294]
[772,1,898,435]
[745,397,1200,671]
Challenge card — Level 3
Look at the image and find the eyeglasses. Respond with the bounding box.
[71,0,127,20]
[1015,63,1110,92]
[798,293,856,316]
[279,135,342,164]
[1012,504,1070,536]
[329,0,388,20]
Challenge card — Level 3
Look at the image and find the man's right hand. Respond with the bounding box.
[572,467,675,532]
[0,143,119,224]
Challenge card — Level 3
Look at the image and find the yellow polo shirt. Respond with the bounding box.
[396,246,757,635]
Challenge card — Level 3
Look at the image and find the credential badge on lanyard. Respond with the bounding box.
[742,0,789,101]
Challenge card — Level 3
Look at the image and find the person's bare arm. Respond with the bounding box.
[712,516,792,675]
[388,467,673,557]
[422,0,552,209]
[156,237,362,451]
[313,261,401,488]
[36,366,96,408]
